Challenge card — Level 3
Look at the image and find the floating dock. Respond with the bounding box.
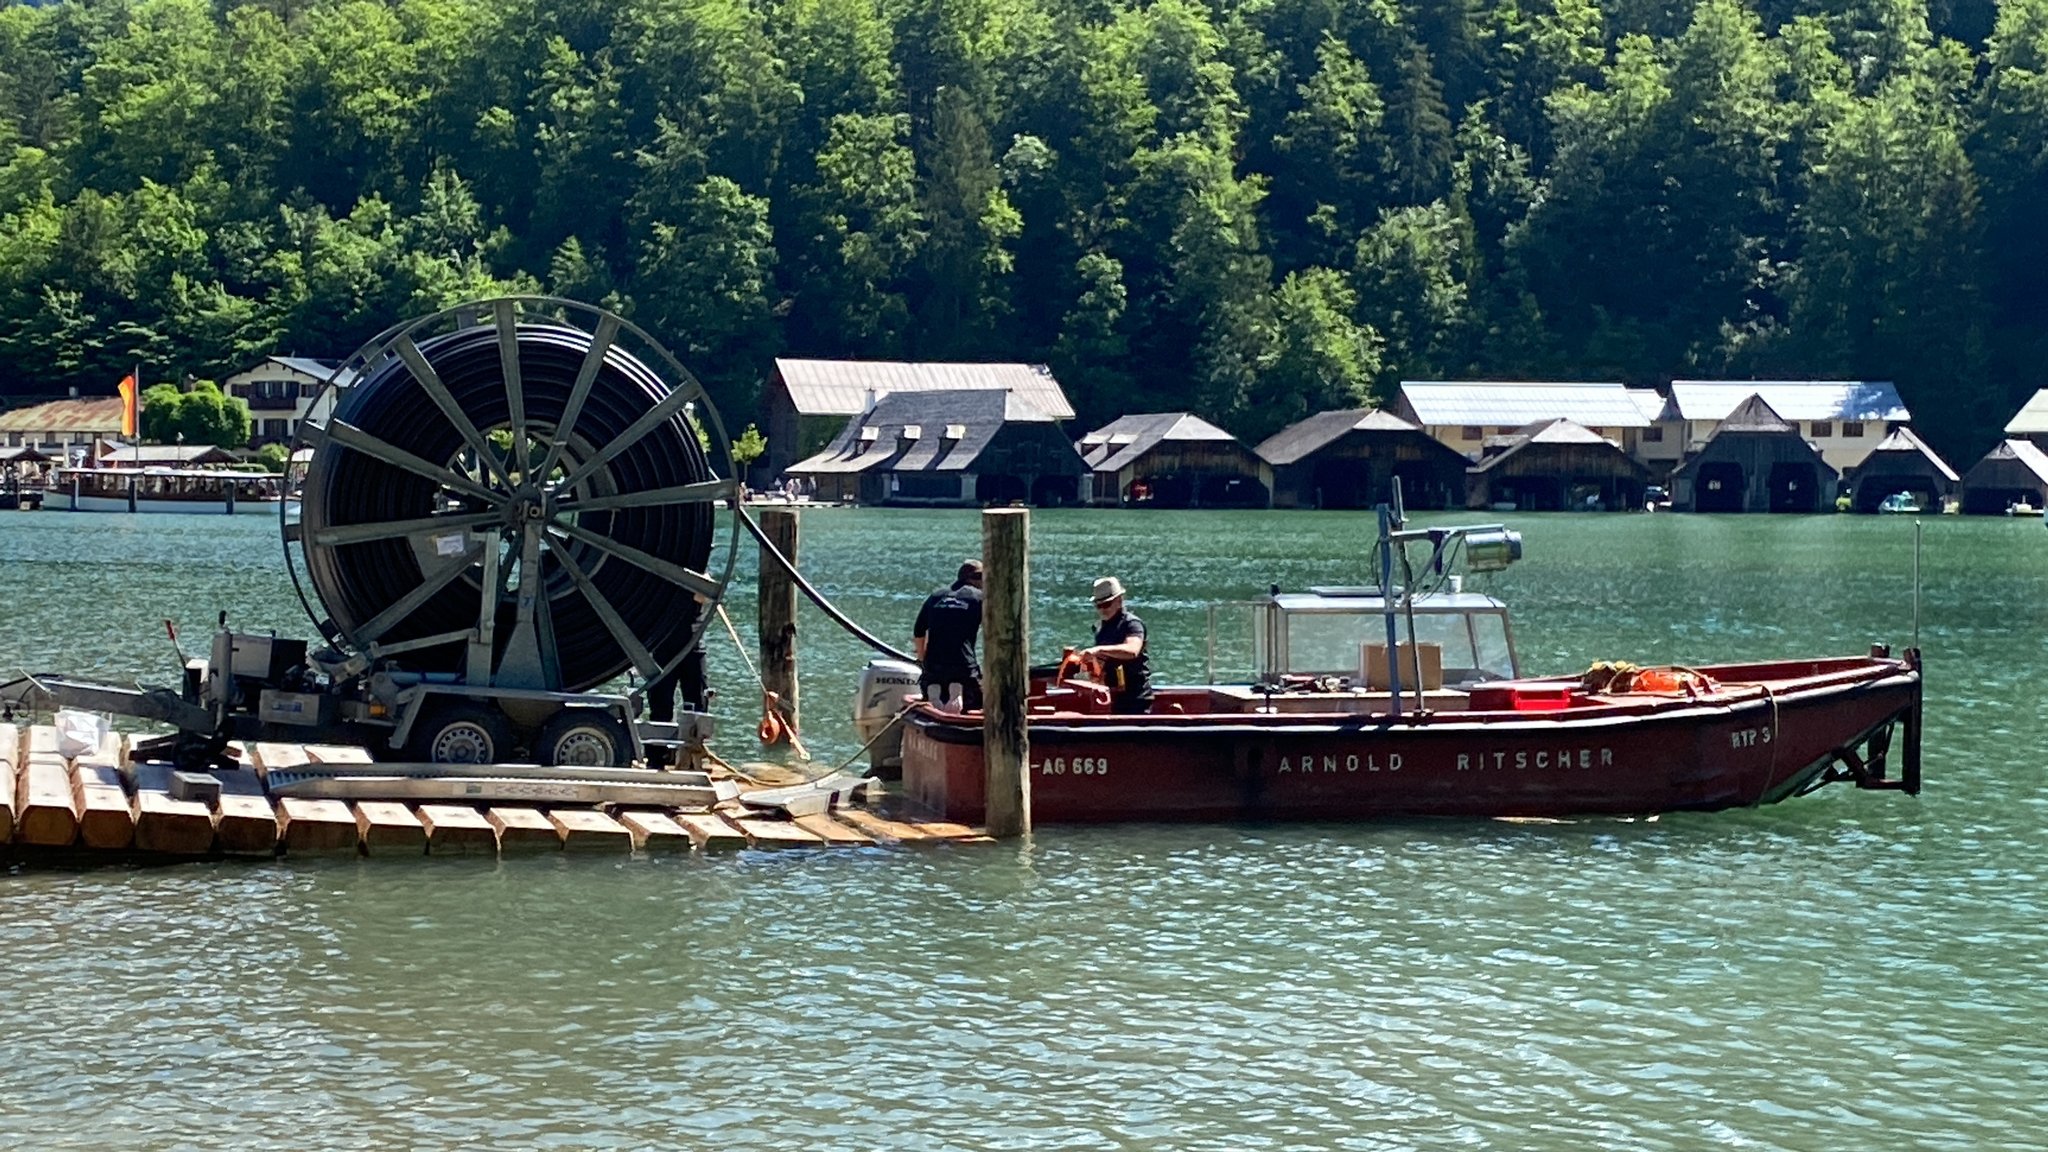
[0,723,983,862]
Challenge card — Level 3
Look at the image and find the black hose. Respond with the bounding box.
[736,505,916,664]
[301,324,713,692]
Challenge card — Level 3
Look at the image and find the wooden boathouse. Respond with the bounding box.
[1464,419,1652,511]
[1842,428,1958,513]
[1255,409,1470,510]
[1670,394,1839,513]
[1959,439,2048,514]
[784,389,1087,506]
[1078,413,1269,507]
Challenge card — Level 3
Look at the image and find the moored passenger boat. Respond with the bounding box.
[44,466,292,515]
[897,518,1923,824]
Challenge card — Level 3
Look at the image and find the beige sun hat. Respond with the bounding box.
[1091,576,1126,604]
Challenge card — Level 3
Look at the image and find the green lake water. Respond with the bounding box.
[0,508,2043,1150]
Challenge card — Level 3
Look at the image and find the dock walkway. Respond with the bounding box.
[0,724,983,862]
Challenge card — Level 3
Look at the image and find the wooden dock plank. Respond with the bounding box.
[212,769,278,857]
[71,734,134,850]
[276,797,360,855]
[306,744,375,764]
[17,727,78,846]
[250,742,315,778]
[354,801,426,855]
[673,811,748,852]
[615,810,690,851]
[417,804,497,855]
[722,813,825,848]
[0,724,17,842]
[131,762,215,855]
[899,817,990,842]
[548,808,634,852]
[792,813,875,846]
[487,806,559,851]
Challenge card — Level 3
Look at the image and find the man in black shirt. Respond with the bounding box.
[1083,575,1152,714]
[913,559,984,710]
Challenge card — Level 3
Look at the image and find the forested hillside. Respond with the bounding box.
[0,0,2040,457]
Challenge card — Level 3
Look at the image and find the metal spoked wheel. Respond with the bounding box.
[406,701,515,765]
[283,297,739,694]
[536,707,632,768]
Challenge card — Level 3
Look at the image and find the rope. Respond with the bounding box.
[715,602,810,761]
[735,505,916,663]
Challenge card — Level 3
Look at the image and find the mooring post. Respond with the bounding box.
[757,507,800,733]
[982,507,1031,837]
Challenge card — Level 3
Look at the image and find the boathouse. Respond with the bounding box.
[1670,394,1838,513]
[0,396,122,458]
[761,359,1075,482]
[1255,409,1470,509]
[1465,419,1652,511]
[1393,381,1651,461]
[786,388,1085,506]
[1668,380,1908,472]
[1842,428,1959,513]
[2001,389,2048,448]
[1958,439,2048,514]
[1077,413,1269,507]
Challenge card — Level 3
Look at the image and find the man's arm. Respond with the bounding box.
[913,596,932,663]
[1085,617,1144,662]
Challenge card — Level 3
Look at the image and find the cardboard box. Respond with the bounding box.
[1362,642,1443,691]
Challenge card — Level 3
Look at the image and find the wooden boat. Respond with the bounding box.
[45,466,292,515]
[899,518,1923,825]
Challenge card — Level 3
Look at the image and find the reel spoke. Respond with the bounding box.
[320,420,502,505]
[354,535,492,645]
[494,300,530,477]
[551,545,662,680]
[396,335,511,490]
[310,510,503,548]
[558,378,706,492]
[559,479,734,514]
[548,520,722,601]
[535,313,618,482]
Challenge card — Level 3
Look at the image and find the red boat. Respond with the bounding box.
[897,522,1923,825]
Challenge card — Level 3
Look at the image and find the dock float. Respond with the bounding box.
[0,725,982,861]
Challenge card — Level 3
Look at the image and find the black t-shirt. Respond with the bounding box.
[915,583,983,678]
[1093,608,1152,702]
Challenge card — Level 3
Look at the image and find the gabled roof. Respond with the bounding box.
[1628,388,1674,422]
[1078,412,1240,471]
[98,444,239,465]
[1470,419,1639,474]
[1669,380,1908,423]
[1851,427,1958,483]
[2003,389,2048,436]
[775,359,1075,420]
[1718,393,1798,434]
[0,397,124,434]
[0,445,51,463]
[787,389,1060,475]
[1399,381,1649,429]
[1967,438,2048,486]
[1254,408,1427,466]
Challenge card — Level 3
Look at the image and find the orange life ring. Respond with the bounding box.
[757,690,789,744]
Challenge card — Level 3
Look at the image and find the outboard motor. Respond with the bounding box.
[852,658,922,776]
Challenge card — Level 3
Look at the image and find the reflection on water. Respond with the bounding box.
[2,510,2045,1149]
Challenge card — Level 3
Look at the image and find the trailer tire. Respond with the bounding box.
[406,701,514,765]
[537,708,631,768]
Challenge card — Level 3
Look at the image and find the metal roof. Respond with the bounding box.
[1471,419,1639,475]
[2003,389,2048,435]
[774,359,1075,420]
[787,389,1063,475]
[99,444,239,465]
[1715,394,1799,434]
[1628,388,1674,421]
[1253,408,1429,466]
[1400,381,1649,428]
[1851,428,1958,483]
[1079,412,1241,472]
[0,397,124,434]
[1669,381,1908,423]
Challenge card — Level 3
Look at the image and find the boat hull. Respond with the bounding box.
[901,657,1923,823]
[45,492,289,515]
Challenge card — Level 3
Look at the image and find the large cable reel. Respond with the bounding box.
[283,297,739,695]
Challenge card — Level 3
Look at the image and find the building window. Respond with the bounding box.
[1842,421,1865,437]
[1811,421,1833,437]
[1461,426,1482,441]
[1643,425,1664,442]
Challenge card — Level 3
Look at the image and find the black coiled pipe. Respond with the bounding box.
[300,324,713,693]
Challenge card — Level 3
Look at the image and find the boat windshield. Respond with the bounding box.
[1240,592,1520,686]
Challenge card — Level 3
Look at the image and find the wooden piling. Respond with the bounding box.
[757,506,801,734]
[981,507,1031,838]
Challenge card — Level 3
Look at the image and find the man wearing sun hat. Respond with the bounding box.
[1081,575,1152,714]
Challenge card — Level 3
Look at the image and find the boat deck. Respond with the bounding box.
[0,724,983,861]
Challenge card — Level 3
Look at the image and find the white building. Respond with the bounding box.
[1394,381,1652,461]
[1627,388,1684,469]
[0,396,123,456]
[222,356,348,447]
[1668,381,1908,472]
